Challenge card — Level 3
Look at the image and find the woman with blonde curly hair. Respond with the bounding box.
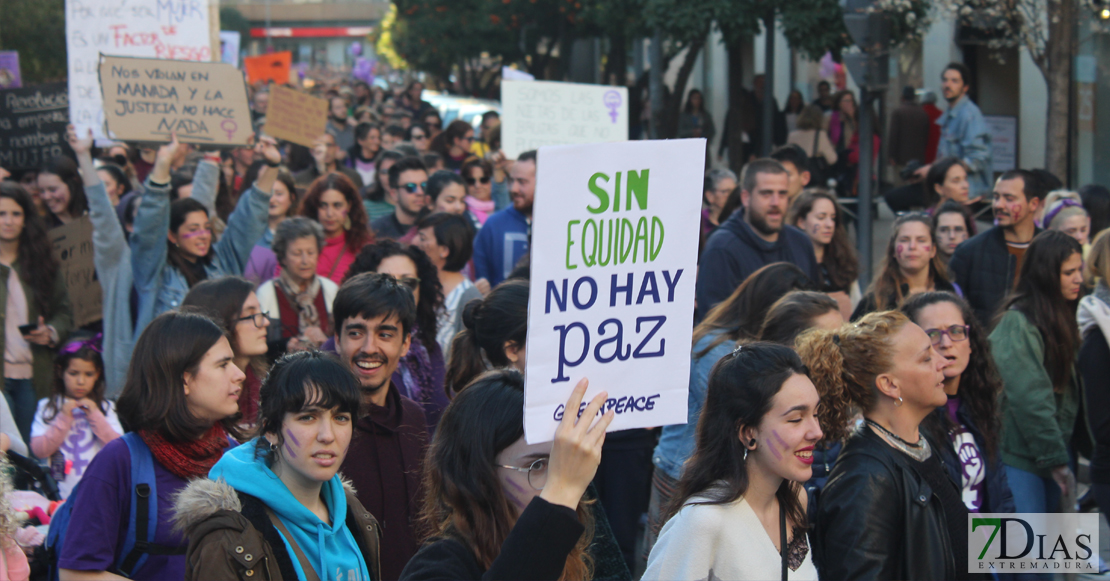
[0,454,29,581]
[796,310,963,580]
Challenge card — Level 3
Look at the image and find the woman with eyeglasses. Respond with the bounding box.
[182,276,270,425]
[407,122,432,153]
[989,230,1086,514]
[422,110,444,142]
[902,292,1015,515]
[461,157,497,225]
[852,213,960,321]
[401,370,614,581]
[932,200,974,270]
[429,120,476,173]
[345,240,450,432]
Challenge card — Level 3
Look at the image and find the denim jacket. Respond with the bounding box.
[936,97,993,200]
[652,331,733,481]
[130,163,270,337]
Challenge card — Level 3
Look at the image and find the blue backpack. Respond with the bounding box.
[45,432,187,580]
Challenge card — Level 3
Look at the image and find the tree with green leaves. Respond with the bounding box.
[0,0,66,84]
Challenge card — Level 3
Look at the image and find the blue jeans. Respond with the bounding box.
[1004,464,1061,513]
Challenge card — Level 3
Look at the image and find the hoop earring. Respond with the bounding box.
[269,440,278,453]
[894,396,903,407]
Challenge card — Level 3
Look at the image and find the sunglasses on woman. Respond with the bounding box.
[465,176,491,185]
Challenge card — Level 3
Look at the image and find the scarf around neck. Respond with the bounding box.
[139,424,230,480]
[274,268,323,334]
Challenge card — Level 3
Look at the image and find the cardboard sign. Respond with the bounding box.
[0,52,22,89]
[501,80,628,159]
[51,215,103,328]
[244,52,292,86]
[523,139,704,444]
[262,85,328,147]
[99,55,252,145]
[66,0,213,140]
[0,83,69,171]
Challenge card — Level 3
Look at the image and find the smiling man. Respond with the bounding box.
[334,272,429,581]
[694,158,819,321]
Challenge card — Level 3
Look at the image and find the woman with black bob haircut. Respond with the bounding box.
[445,279,528,397]
[344,239,448,428]
[902,292,1015,515]
[414,212,481,355]
[989,230,1087,514]
[401,369,613,580]
[644,344,821,580]
[59,311,244,580]
[175,351,380,581]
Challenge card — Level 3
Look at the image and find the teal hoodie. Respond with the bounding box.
[209,441,371,581]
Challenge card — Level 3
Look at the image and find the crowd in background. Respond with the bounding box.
[0,60,1105,581]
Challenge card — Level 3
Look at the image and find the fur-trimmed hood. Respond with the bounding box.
[172,476,360,534]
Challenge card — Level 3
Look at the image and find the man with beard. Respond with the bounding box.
[473,150,534,287]
[694,158,819,321]
[949,169,1046,325]
[914,63,993,202]
[371,156,428,241]
[334,272,429,581]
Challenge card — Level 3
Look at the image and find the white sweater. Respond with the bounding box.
[643,496,818,581]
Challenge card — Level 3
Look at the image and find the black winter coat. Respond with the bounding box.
[948,226,1041,326]
[814,428,957,580]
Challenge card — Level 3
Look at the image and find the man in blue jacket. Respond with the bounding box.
[473,150,534,287]
[694,158,819,321]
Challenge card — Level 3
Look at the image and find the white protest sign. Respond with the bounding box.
[66,0,213,139]
[220,31,241,67]
[523,139,705,444]
[501,80,628,160]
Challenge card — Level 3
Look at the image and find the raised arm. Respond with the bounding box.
[130,135,183,291]
[212,137,279,275]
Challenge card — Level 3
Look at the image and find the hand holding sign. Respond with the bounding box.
[539,378,614,511]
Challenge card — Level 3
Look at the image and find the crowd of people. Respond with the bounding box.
[0,60,1106,581]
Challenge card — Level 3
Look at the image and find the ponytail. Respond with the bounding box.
[795,310,910,442]
[444,280,529,397]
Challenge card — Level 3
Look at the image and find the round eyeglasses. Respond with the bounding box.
[925,324,969,346]
[497,457,548,490]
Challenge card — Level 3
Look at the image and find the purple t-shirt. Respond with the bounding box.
[946,397,986,513]
[57,437,189,580]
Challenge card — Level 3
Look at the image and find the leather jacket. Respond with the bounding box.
[813,428,956,580]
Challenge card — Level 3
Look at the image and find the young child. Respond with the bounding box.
[29,338,122,498]
[0,454,29,581]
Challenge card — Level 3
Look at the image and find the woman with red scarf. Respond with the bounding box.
[57,311,246,581]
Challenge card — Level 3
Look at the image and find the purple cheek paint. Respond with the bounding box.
[503,477,529,510]
[285,428,302,447]
[284,442,297,458]
[896,244,904,258]
[764,435,783,461]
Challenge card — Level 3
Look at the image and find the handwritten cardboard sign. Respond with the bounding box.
[244,52,292,86]
[51,215,103,328]
[262,85,328,148]
[0,83,69,171]
[501,80,628,159]
[67,0,214,140]
[523,139,704,444]
[98,55,252,145]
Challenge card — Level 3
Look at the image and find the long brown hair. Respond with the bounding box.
[787,189,859,291]
[693,263,816,357]
[420,369,593,580]
[299,172,372,253]
[0,182,58,315]
[902,292,1002,460]
[181,276,270,386]
[665,343,809,533]
[796,310,910,443]
[995,230,1082,392]
[867,213,951,312]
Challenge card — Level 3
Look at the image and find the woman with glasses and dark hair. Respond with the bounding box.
[932,200,975,270]
[429,120,475,173]
[903,292,1015,515]
[406,122,431,153]
[644,343,821,580]
[990,230,1086,514]
[257,218,338,358]
[182,276,270,425]
[461,157,497,225]
[176,351,381,581]
[345,240,449,431]
[401,370,614,581]
[853,213,960,321]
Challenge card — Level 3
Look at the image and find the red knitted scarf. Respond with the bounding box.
[139,424,230,480]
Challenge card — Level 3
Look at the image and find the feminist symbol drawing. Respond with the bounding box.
[221,119,238,140]
[603,90,622,124]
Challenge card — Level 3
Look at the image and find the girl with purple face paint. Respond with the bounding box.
[402,369,615,581]
[644,343,821,581]
[852,212,961,321]
[177,351,382,581]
